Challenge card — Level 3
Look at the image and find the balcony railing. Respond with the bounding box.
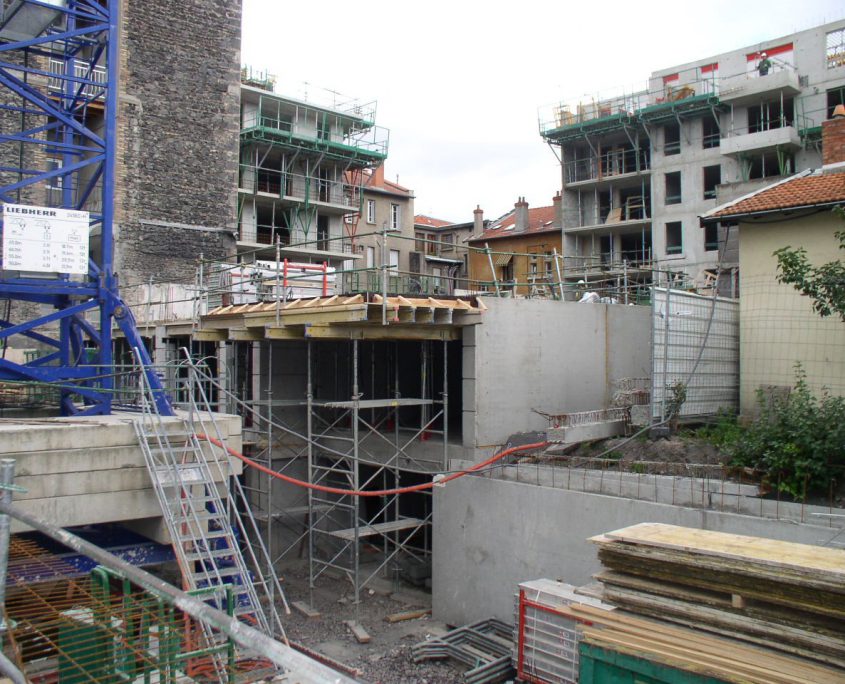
[564,147,650,184]
[239,165,361,208]
[47,58,107,99]
[241,111,389,158]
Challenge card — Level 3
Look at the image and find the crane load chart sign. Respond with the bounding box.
[2,204,90,275]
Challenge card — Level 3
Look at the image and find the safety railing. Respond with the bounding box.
[564,147,650,184]
[238,164,361,208]
[47,57,108,99]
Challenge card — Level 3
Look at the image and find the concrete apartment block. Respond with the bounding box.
[542,19,845,292]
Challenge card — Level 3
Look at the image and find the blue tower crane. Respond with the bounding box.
[0,0,172,415]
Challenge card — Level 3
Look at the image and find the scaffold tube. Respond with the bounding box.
[196,434,548,496]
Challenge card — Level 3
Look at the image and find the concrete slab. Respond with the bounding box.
[0,411,243,537]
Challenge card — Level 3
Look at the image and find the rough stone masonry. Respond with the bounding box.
[115,0,242,303]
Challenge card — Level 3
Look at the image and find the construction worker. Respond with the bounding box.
[758,52,771,76]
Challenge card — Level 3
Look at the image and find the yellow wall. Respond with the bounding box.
[738,212,845,414]
[468,233,562,295]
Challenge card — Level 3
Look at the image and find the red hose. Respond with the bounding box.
[196,434,548,497]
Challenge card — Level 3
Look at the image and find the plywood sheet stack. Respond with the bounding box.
[577,523,845,682]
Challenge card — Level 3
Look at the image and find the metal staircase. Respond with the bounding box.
[132,349,287,655]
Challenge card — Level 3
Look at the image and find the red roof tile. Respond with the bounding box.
[414,215,453,228]
[708,172,845,219]
[468,204,558,242]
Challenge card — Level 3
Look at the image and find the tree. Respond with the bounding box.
[773,210,845,321]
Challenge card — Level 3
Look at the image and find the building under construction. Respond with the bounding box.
[0,2,844,682]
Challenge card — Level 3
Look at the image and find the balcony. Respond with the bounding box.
[241,111,388,162]
[721,124,801,157]
[718,67,801,106]
[564,147,650,186]
[239,165,361,213]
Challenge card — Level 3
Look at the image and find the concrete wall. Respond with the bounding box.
[463,299,651,450]
[432,475,841,626]
[739,211,845,413]
[115,0,241,304]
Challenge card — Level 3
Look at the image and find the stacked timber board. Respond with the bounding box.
[585,523,845,680]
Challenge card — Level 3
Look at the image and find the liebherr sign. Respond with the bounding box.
[2,204,90,275]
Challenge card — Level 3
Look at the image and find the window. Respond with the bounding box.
[414,232,425,251]
[365,246,375,268]
[390,203,400,230]
[741,151,793,180]
[441,233,454,252]
[389,249,400,272]
[366,199,376,224]
[704,223,719,252]
[664,122,681,155]
[747,97,793,133]
[702,116,720,149]
[827,86,845,118]
[703,165,721,200]
[317,215,329,251]
[827,28,845,69]
[426,233,437,255]
[665,172,681,205]
[665,222,683,255]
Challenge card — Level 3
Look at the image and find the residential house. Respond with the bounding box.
[467,196,562,296]
[701,110,845,414]
[412,215,475,295]
[349,165,414,292]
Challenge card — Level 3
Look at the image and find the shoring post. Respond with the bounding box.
[0,460,13,622]
[485,242,501,296]
[552,248,564,300]
[442,339,448,471]
[623,261,629,305]
[275,235,282,325]
[306,340,315,607]
[352,340,361,613]
[266,341,274,624]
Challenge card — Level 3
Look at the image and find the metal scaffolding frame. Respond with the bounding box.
[185,336,448,608]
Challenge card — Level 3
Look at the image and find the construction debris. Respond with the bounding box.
[384,608,431,623]
[344,620,371,644]
[586,523,845,676]
[412,618,513,683]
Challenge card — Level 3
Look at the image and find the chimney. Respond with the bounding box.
[473,205,484,234]
[822,104,845,169]
[514,196,529,233]
[371,164,385,186]
[552,191,562,228]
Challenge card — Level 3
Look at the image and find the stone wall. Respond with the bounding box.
[115,0,241,301]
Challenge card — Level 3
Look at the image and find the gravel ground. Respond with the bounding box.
[276,561,467,683]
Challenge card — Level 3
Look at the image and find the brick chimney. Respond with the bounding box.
[552,191,562,228]
[822,104,845,168]
[514,196,529,232]
[473,205,484,233]
[370,164,385,186]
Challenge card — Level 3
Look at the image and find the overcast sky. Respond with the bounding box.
[241,1,844,223]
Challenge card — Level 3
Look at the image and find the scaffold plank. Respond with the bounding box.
[327,517,424,541]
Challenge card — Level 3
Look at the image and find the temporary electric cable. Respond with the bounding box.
[196,433,548,497]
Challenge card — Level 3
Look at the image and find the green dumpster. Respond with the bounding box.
[578,642,731,684]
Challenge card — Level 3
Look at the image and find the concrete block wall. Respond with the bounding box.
[432,475,843,626]
[115,0,242,304]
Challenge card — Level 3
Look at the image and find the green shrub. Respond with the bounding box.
[730,366,845,500]
[694,412,744,449]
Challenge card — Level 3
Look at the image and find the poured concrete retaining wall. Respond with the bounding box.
[432,475,841,626]
[1,412,242,538]
[463,299,651,451]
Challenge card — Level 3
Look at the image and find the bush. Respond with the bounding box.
[730,366,845,500]
[691,412,743,448]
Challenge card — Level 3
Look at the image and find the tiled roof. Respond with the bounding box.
[705,170,845,220]
[414,215,453,229]
[468,204,558,242]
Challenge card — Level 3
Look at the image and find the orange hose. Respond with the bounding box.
[196,434,548,497]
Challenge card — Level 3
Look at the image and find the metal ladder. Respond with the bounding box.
[132,350,287,650]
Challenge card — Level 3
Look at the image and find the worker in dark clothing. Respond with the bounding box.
[758,52,771,76]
